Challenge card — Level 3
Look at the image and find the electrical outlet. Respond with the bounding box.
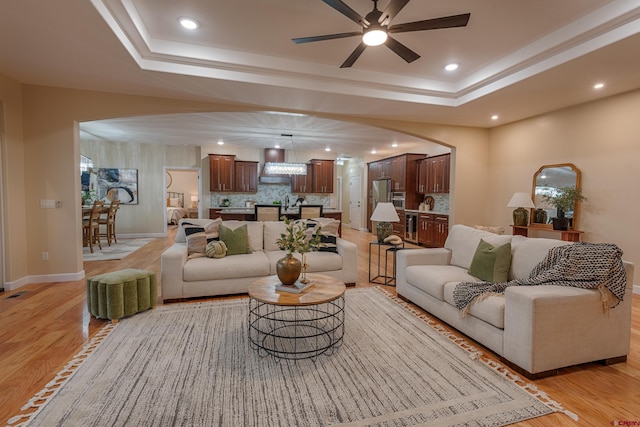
[42,252,48,261]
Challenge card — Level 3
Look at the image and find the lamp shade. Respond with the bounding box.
[507,192,535,208]
[190,195,198,203]
[370,202,400,222]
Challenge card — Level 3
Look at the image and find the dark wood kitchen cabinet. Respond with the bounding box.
[291,164,313,193]
[311,159,334,193]
[417,153,450,194]
[234,160,258,193]
[209,154,235,192]
[418,213,449,248]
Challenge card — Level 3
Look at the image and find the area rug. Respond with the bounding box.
[82,238,155,261]
[8,288,576,426]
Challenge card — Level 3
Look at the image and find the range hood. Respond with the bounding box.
[259,148,307,184]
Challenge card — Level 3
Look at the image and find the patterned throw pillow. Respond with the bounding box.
[219,224,252,256]
[305,219,339,253]
[182,220,221,256]
[468,239,512,282]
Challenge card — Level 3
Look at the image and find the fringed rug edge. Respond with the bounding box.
[373,286,579,422]
[6,321,118,427]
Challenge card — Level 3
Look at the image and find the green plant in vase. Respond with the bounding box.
[275,217,322,285]
[541,186,586,230]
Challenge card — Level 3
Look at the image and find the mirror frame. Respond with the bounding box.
[531,163,582,230]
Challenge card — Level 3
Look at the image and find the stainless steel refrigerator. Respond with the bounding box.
[372,179,391,206]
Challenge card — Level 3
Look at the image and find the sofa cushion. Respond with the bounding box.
[443,282,506,329]
[468,239,512,283]
[509,235,571,279]
[405,264,480,301]
[183,252,270,281]
[219,224,252,256]
[221,221,264,252]
[266,250,343,275]
[263,221,287,252]
[446,225,512,270]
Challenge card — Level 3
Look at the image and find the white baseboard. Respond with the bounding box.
[4,271,86,291]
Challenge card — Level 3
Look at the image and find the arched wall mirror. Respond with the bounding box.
[531,163,582,229]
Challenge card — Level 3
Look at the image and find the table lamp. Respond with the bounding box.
[507,192,535,226]
[370,202,400,242]
[190,195,198,208]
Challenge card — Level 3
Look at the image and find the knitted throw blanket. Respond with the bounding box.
[453,242,627,313]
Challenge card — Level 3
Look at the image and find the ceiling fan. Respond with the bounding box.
[292,0,470,68]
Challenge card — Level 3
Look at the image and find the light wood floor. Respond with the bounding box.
[1,226,639,425]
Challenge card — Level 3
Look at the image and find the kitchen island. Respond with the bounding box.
[209,208,342,236]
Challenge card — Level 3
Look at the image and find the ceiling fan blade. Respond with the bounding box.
[292,31,362,44]
[388,13,470,33]
[379,0,410,26]
[323,0,369,26]
[385,36,420,63]
[340,42,367,68]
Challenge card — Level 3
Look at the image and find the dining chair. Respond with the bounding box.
[99,200,120,246]
[83,200,105,253]
[255,204,282,222]
[299,204,323,219]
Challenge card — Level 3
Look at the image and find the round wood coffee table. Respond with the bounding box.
[248,273,346,361]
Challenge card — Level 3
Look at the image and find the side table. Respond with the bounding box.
[368,241,405,285]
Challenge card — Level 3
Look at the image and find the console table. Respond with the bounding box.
[511,225,584,242]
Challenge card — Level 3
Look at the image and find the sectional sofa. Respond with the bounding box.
[161,218,357,301]
[396,224,635,378]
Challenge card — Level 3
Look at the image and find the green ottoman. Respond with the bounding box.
[87,269,157,322]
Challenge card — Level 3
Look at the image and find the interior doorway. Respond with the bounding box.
[349,174,362,230]
[164,167,199,232]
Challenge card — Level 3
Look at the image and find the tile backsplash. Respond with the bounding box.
[210,183,330,208]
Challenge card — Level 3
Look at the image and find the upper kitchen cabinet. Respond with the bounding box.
[417,153,450,194]
[209,154,235,192]
[311,159,334,193]
[291,164,313,193]
[234,160,258,193]
[390,155,407,191]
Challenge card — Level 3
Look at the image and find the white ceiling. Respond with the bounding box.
[2,0,640,158]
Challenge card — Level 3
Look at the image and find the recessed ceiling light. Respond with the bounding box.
[179,17,199,30]
[371,149,377,154]
[217,140,224,145]
[594,82,604,89]
[391,142,398,148]
[274,144,280,149]
[491,115,499,120]
[444,63,459,71]
[325,147,331,152]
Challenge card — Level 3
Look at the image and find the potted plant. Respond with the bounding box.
[81,190,97,206]
[542,186,586,230]
[275,217,322,285]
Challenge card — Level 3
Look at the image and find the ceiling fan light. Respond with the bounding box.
[363,28,387,46]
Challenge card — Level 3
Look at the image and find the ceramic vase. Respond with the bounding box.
[276,253,302,285]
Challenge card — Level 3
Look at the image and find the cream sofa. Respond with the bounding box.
[396,224,635,378]
[161,218,357,301]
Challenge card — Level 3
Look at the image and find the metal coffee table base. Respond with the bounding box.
[248,296,345,361]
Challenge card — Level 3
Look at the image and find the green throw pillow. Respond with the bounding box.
[219,224,252,256]
[468,239,512,283]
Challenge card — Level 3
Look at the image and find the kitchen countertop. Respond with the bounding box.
[215,207,341,214]
[404,209,449,215]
